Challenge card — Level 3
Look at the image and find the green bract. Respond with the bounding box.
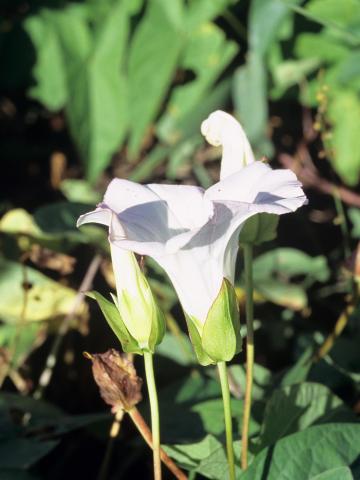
[185,279,242,366]
[88,286,165,354]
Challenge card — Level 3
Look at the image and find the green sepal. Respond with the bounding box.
[201,278,242,362]
[87,290,142,354]
[147,303,166,353]
[184,313,214,366]
[239,213,279,245]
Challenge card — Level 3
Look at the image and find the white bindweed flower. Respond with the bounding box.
[77,111,307,363]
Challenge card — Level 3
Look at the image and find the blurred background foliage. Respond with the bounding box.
[1,0,360,479]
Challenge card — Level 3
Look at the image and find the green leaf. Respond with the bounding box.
[239,423,360,480]
[281,347,313,387]
[59,179,102,204]
[127,0,183,156]
[88,291,142,354]
[255,279,307,310]
[349,207,360,237]
[327,90,360,185]
[201,279,241,362]
[186,0,236,30]
[258,382,355,451]
[0,258,85,324]
[156,331,195,366]
[282,0,360,45]
[253,248,330,283]
[24,11,67,110]
[0,323,45,368]
[249,0,300,55]
[62,2,129,181]
[157,21,237,144]
[310,467,353,480]
[233,52,269,150]
[164,434,223,470]
[239,213,279,245]
[228,363,272,401]
[295,33,349,63]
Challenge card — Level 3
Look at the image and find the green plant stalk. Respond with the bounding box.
[241,244,254,470]
[217,361,235,480]
[143,351,162,480]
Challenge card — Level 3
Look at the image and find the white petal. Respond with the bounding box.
[148,183,213,230]
[201,110,255,179]
[77,207,112,228]
[205,161,307,213]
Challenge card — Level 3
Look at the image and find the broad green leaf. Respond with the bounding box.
[24,11,67,110]
[239,213,279,245]
[160,78,231,147]
[191,397,259,437]
[282,0,360,45]
[328,91,360,185]
[271,58,320,92]
[249,0,300,55]
[233,52,271,154]
[0,258,86,324]
[127,0,183,156]
[0,206,106,252]
[295,33,349,63]
[164,435,223,470]
[60,179,102,204]
[281,347,313,387]
[239,423,360,480]
[0,393,109,471]
[60,2,128,181]
[228,363,272,401]
[306,0,360,34]
[255,279,307,310]
[156,331,195,366]
[0,209,43,238]
[88,291,142,354]
[157,22,237,144]
[186,0,235,30]
[0,323,45,368]
[258,382,355,450]
[349,207,360,237]
[311,467,353,480]
[253,248,330,283]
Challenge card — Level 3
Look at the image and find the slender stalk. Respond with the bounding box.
[241,244,254,470]
[143,351,162,480]
[129,408,187,480]
[217,361,235,480]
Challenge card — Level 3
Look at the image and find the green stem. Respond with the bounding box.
[217,361,235,480]
[143,351,162,480]
[241,244,254,470]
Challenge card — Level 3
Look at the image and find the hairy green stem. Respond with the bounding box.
[143,351,162,480]
[217,361,235,480]
[241,244,254,470]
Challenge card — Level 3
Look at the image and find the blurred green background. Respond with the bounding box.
[1,0,360,479]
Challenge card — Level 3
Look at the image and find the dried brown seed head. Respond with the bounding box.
[87,349,142,412]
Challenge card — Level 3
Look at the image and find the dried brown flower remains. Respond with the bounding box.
[86,349,142,412]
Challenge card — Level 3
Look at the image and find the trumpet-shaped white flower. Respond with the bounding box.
[77,111,306,333]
